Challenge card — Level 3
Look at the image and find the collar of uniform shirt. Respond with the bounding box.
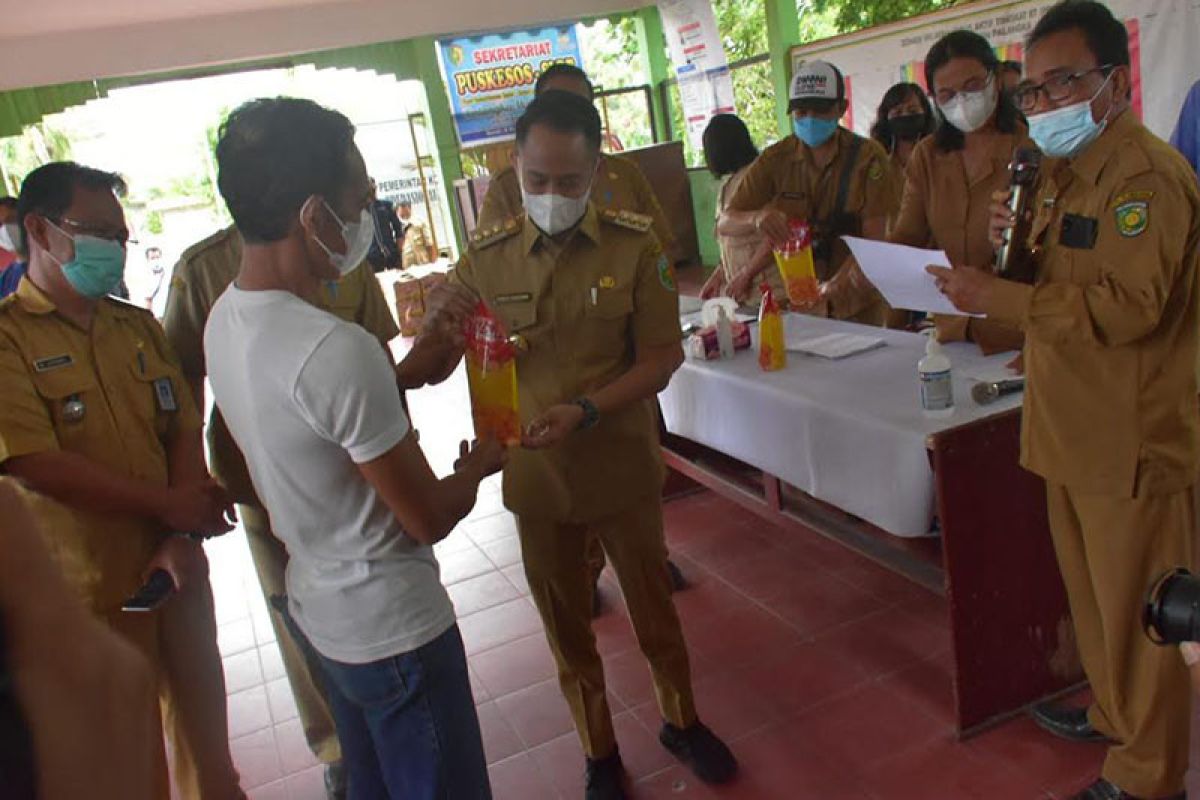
[13,276,56,315]
[1068,108,1138,187]
[521,203,603,255]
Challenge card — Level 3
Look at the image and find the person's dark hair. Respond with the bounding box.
[515,90,602,153]
[701,114,759,177]
[398,200,412,209]
[1028,0,1129,68]
[925,30,1023,152]
[16,162,127,256]
[534,63,594,99]
[215,97,357,243]
[869,83,935,152]
[1000,60,1023,77]
[0,197,16,211]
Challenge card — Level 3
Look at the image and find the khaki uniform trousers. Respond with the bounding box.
[1046,484,1193,798]
[240,503,341,764]
[516,494,696,758]
[105,577,241,800]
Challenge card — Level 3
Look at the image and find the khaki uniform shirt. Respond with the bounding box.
[477,154,676,255]
[0,278,202,610]
[451,206,680,524]
[402,220,436,269]
[726,128,902,323]
[716,167,781,297]
[983,111,1200,497]
[162,226,400,505]
[892,131,1031,353]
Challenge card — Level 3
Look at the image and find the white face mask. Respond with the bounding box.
[519,162,594,236]
[939,76,998,134]
[310,199,374,277]
[0,222,19,253]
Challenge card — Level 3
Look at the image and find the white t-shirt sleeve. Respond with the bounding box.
[293,325,409,463]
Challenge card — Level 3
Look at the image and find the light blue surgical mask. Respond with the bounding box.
[45,222,127,299]
[1028,71,1114,158]
[793,116,839,148]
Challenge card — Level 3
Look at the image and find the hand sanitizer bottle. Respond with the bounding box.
[716,306,735,360]
[919,330,954,418]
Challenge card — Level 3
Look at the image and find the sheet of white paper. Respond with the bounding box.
[786,332,886,359]
[679,295,704,315]
[842,236,980,317]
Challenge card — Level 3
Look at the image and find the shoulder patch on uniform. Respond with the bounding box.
[1115,199,1149,238]
[657,253,676,291]
[471,215,523,249]
[600,208,653,233]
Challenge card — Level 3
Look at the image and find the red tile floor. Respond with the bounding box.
[201,360,1199,800]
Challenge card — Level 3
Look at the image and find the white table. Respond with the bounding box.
[659,313,1021,538]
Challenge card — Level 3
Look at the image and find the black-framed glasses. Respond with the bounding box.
[1013,65,1113,113]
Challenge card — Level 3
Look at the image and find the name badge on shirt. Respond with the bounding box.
[153,377,179,412]
[34,354,73,372]
[496,292,533,304]
[1060,214,1099,250]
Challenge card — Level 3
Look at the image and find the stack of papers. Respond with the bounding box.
[841,236,982,317]
[785,332,886,360]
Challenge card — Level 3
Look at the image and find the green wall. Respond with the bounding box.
[687,168,720,269]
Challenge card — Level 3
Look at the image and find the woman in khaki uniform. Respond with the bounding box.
[896,30,1030,354]
[698,114,777,301]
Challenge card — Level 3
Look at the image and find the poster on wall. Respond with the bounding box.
[658,0,737,150]
[790,0,1198,142]
[438,26,585,148]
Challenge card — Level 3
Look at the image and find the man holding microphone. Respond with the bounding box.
[930,3,1200,798]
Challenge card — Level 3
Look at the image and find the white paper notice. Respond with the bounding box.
[841,236,979,317]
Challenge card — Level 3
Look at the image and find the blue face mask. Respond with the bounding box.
[46,223,127,299]
[793,116,839,148]
[1027,71,1114,158]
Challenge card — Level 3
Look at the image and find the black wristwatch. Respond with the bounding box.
[573,397,600,430]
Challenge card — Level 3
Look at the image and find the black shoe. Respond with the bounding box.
[667,559,687,592]
[1069,777,1185,800]
[1030,702,1109,743]
[585,751,626,800]
[324,760,347,800]
[659,721,737,784]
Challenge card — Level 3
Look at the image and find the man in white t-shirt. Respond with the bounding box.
[204,97,503,799]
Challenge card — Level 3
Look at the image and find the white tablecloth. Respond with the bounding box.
[659,313,1023,537]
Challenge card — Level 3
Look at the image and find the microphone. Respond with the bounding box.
[995,147,1042,283]
[971,377,1026,406]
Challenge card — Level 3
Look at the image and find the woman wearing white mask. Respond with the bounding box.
[890,29,1033,354]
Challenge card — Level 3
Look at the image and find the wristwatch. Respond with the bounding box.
[573,397,600,430]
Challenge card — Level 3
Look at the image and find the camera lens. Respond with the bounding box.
[1145,568,1200,645]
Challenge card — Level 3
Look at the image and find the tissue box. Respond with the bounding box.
[687,321,751,360]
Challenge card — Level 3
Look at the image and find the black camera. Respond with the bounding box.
[1144,568,1200,645]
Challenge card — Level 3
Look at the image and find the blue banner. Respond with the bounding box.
[438,26,584,148]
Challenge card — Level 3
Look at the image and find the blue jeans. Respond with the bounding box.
[314,625,492,800]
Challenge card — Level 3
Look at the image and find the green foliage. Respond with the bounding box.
[0,121,75,195]
[145,210,164,235]
[810,0,962,33]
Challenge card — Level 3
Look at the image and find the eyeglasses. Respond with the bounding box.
[57,217,135,247]
[1013,65,1113,113]
[933,73,992,107]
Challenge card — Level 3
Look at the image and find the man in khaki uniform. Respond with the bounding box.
[164,224,402,795]
[0,162,242,799]
[446,91,736,800]
[719,60,902,323]
[932,4,1199,797]
[398,202,436,268]
[475,63,677,262]
[476,62,686,605]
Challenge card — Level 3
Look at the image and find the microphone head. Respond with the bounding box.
[971,381,1000,405]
